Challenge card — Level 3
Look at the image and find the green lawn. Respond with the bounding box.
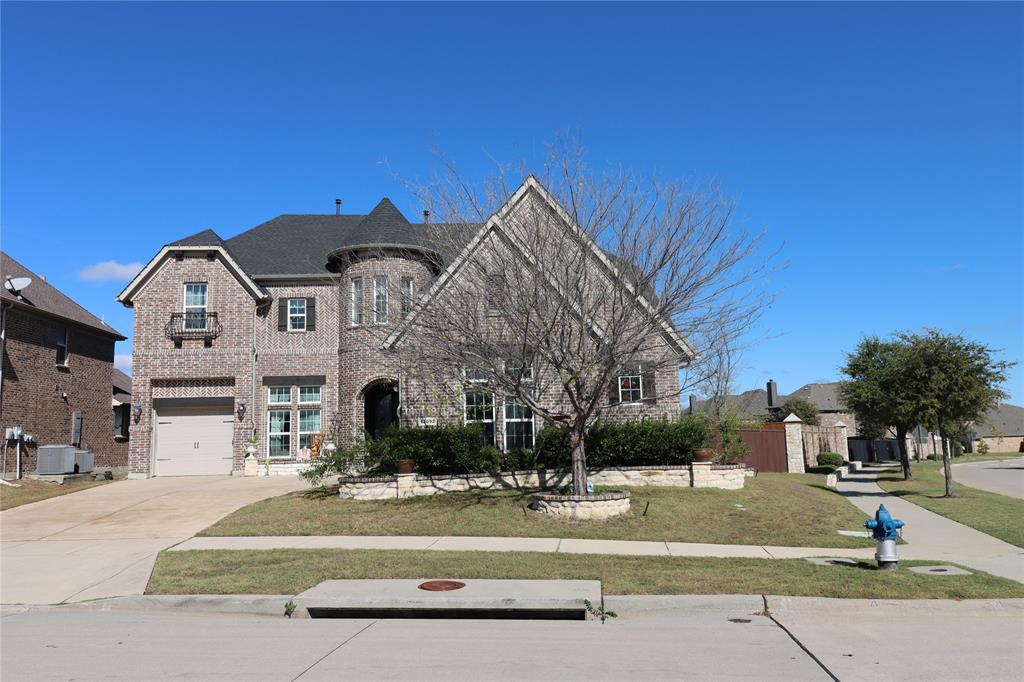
[147,548,1024,600]
[876,460,1024,548]
[201,473,874,548]
[0,477,115,511]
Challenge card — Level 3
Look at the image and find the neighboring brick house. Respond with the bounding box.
[118,178,687,477]
[1,252,129,477]
[969,403,1024,453]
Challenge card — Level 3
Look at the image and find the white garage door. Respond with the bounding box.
[155,404,234,476]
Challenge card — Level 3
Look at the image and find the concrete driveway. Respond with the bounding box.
[952,458,1024,499]
[1,476,306,605]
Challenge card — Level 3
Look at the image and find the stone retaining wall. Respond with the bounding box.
[338,463,751,500]
[531,491,631,520]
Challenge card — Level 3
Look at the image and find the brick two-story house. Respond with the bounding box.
[1,252,129,477]
[118,178,687,477]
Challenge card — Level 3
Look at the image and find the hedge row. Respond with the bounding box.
[365,415,710,475]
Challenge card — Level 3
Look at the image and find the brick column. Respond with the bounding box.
[834,421,850,461]
[783,413,805,474]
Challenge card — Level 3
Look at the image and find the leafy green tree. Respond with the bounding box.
[840,337,919,479]
[905,331,1013,497]
[768,397,820,426]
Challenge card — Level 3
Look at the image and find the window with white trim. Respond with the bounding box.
[183,282,208,330]
[268,386,291,405]
[374,276,389,324]
[504,359,533,382]
[350,278,363,325]
[299,386,321,404]
[400,276,414,317]
[268,410,291,458]
[287,298,307,331]
[298,409,321,450]
[618,371,643,403]
[55,326,69,366]
[464,390,495,445]
[464,367,489,383]
[504,400,534,451]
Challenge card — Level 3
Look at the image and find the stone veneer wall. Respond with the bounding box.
[338,463,751,499]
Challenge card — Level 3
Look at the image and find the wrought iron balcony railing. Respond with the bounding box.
[165,312,222,340]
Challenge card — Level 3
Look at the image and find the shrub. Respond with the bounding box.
[977,441,990,455]
[534,426,571,468]
[585,414,709,467]
[367,424,491,475]
[816,452,844,468]
[301,444,367,486]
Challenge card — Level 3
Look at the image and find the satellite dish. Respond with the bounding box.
[4,277,32,297]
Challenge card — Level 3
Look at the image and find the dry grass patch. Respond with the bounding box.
[148,548,1024,600]
[201,473,873,548]
[0,477,116,511]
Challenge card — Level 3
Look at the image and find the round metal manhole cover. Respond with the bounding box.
[418,580,466,591]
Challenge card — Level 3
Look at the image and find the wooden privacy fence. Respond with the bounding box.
[801,425,847,468]
[738,428,788,472]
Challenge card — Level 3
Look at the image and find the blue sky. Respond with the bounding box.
[3,1,1022,402]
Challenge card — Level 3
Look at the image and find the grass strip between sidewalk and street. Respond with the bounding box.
[147,548,1024,600]
[199,473,875,549]
[875,459,1024,548]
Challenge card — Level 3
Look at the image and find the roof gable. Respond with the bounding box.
[1,251,126,339]
[382,176,695,360]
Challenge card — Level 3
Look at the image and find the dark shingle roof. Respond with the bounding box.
[168,229,226,247]
[785,383,846,411]
[113,368,132,401]
[1,251,126,340]
[974,403,1024,438]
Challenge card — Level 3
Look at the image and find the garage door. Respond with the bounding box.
[155,404,234,476]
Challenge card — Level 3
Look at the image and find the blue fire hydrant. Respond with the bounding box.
[864,504,904,570]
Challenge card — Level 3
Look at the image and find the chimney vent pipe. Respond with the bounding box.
[335,199,342,215]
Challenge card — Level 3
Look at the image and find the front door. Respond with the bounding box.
[364,382,398,439]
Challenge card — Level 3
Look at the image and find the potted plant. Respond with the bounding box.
[693,447,715,462]
[395,459,416,474]
[245,436,259,456]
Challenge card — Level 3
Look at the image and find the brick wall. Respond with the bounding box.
[128,246,685,475]
[129,253,254,476]
[1,308,125,475]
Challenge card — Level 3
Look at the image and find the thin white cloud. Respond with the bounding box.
[114,353,132,373]
[79,260,143,282]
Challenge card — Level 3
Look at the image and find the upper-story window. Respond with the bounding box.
[183,283,208,330]
[504,359,533,382]
[287,299,306,332]
[400,276,414,317]
[618,370,643,404]
[351,278,364,325]
[55,326,69,366]
[374,276,389,325]
[464,367,489,384]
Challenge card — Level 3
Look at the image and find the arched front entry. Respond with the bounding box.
[363,379,399,439]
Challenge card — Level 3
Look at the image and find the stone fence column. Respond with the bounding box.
[834,421,850,461]
[783,413,806,474]
[690,461,713,488]
[396,473,416,498]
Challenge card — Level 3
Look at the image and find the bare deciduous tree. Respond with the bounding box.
[384,141,771,494]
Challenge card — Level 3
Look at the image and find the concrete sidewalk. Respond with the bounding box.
[171,534,877,561]
[837,464,1024,582]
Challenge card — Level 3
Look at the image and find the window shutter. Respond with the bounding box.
[641,365,657,403]
[277,299,287,331]
[306,298,316,331]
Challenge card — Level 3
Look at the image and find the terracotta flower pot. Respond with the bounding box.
[395,459,415,474]
[693,448,715,463]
